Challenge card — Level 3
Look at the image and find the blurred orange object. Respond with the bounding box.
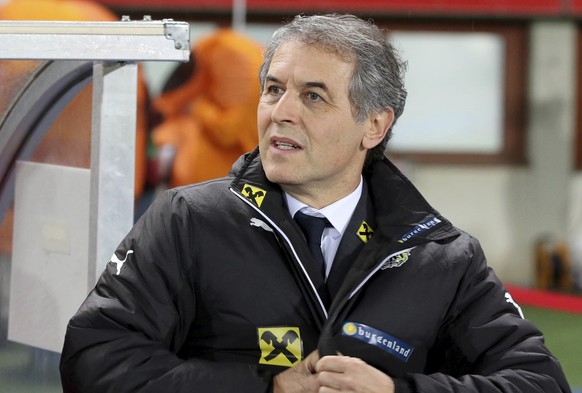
[0,0,117,21]
[152,28,263,187]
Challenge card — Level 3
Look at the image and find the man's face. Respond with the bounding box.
[258,41,373,206]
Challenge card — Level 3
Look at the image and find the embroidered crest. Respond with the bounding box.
[356,221,374,244]
[258,327,302,367]
[241,184,267,208]
[380,249,412,270]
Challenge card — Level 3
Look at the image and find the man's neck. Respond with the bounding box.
[285,176,363,220]
[281,177,363,210]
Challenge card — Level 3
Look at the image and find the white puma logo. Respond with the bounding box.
[110,250,134,275]
[505,292,524,319]
[250,218,273,233]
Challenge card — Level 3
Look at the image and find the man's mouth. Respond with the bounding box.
[275,141,301,150]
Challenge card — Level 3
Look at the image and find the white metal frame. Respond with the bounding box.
[0,18,189,61]
[0,18,190,286]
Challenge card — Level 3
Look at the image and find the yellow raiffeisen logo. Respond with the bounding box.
[242,184,267,208]
[258,327,302,367]
[357,221,374,243]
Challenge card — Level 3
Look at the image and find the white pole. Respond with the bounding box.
[232,0,247,32]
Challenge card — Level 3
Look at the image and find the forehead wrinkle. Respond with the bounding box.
[267,44,349,101]
[265,73,333,98]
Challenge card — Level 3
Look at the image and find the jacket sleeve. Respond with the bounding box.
[59,189,271,393]
[394,236,571,393]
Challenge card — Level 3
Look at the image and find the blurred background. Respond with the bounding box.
[0,0,581,391]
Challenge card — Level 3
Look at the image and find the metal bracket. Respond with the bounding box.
[163,19,190,50]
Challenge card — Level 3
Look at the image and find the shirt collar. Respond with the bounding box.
[285,176,363,236]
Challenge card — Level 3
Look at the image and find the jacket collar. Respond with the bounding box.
[230,148,459,247]
[364,157,458,245]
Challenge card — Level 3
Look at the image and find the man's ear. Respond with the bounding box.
[362,108,394,149]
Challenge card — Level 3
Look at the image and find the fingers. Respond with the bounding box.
[274,352,394,393]
[316,354,366,373]
[273,353,321,393]
[315,355,360,391]
[303,350,321,374]
[314,355,395,393]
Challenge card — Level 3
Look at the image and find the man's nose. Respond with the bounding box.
[270,92,299,124]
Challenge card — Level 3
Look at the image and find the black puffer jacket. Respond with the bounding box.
[60,149,571,393]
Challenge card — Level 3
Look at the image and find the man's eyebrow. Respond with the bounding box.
[265,75,280,83]
[264,76,330,94]
[304,81,328,92]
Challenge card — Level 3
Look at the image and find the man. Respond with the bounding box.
[60,14,571,393]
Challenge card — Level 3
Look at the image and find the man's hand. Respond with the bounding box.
[315,355,395,393]
[273,351,320,393]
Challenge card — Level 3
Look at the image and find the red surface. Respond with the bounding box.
[94,0,572,16]
[572,0,582,12]
[506,285,582,314]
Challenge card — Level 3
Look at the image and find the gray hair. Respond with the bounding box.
[259,14,407,164]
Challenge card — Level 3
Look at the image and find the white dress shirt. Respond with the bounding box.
[285,176,363,279]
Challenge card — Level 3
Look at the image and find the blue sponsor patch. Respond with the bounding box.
[342,322,414,362]
[398,215,442,243]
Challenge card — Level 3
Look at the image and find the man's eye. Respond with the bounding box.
[266,86,282,95]
[307,92,322,101]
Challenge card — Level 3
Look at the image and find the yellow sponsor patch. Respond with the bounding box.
[258,327,302,367]
[356,220,374,243]
[242,184,267,208]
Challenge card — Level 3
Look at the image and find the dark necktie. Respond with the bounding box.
[294,211,329,278]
